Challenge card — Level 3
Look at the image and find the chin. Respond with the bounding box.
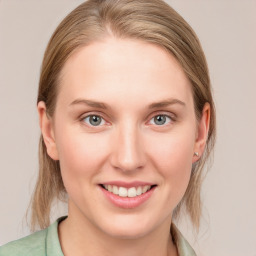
[105,226,151,240]
[98,215,159,240]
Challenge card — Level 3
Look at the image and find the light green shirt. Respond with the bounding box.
[0,216,196,256]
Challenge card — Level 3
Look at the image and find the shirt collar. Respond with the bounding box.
[171,223,197,256]
[46,216,66,256]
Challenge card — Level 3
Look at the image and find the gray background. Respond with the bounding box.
[0,1,256,255]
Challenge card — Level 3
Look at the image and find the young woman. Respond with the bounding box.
[0,0,216,255]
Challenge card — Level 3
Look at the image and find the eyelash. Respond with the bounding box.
[80,112,175,128]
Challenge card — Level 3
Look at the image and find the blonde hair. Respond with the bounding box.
[30,0,216,231]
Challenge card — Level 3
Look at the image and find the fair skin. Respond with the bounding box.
[38,37,210,256]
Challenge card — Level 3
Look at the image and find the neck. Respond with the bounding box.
[58,205,178,256]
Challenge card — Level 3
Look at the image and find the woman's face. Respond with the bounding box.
[39,37,208,238]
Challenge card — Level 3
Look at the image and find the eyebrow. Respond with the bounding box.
[69,98,186,109]
[148,98,185,109]
[70,99,108,109]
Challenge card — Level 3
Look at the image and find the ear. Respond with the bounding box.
[193,103,211,163]
[37,101,59,160]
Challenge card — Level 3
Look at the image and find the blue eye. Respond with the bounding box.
[83,115,106,126]
[149,115,172,126]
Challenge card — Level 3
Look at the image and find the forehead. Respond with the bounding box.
[57,37,193,109]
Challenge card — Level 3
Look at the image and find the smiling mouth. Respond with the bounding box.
[100,184,157,198]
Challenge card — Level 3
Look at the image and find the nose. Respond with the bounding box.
[110,123,146,173]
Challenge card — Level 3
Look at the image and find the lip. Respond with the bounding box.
[101,181,155,188]
[99,183,157,209]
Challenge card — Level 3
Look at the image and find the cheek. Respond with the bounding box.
[148,129,195,169]
[147,129,195,197]
[55,128,110,183]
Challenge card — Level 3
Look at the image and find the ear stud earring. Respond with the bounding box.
[194,152,199,157]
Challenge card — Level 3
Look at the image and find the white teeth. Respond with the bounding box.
[113,185,119,195]
[142,185,150,193]
[103,184,153,197]
[119,187,128,197]
[128,187,137,197]
[136,186,142,196]
[107,185,113,192]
